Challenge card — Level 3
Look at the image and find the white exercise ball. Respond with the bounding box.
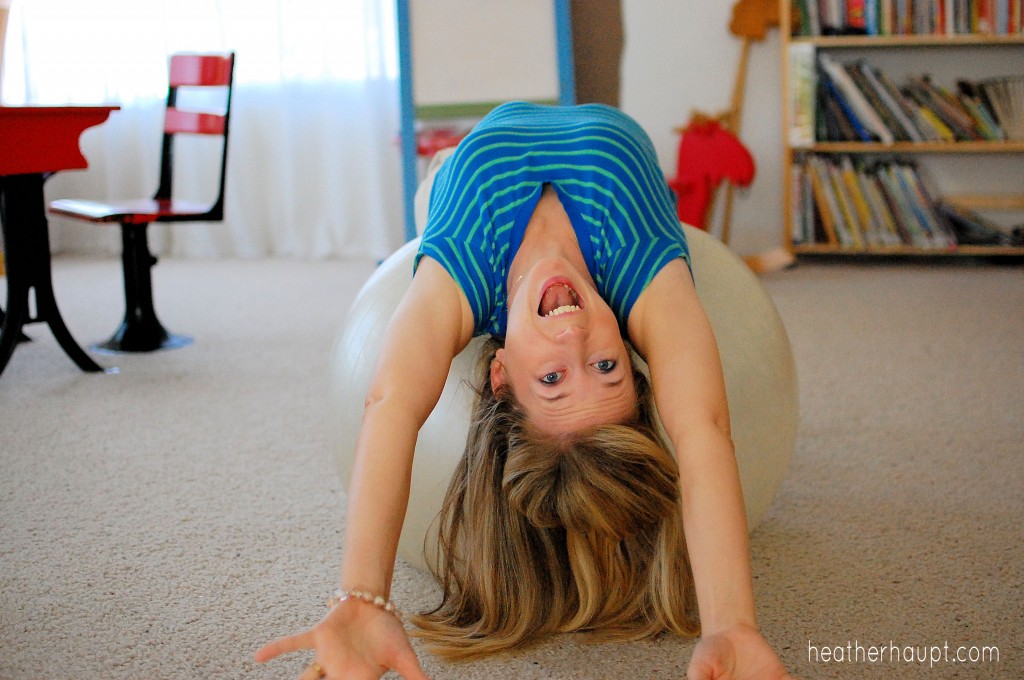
[330,228,797,573]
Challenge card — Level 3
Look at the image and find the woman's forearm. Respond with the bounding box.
[336,259,471,598]
[338,398,423,597]
[675,425,757,636]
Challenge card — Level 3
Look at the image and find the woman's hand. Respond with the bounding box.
[686,623,796,680]
[255,600,429,680]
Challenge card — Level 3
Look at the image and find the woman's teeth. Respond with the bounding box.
[538,282,581,316]
[545,304,581,317]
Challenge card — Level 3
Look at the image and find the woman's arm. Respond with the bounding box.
[628,258,755,635]
[256,256,473,678]
[341,255,475,595]
[629,259,794,680]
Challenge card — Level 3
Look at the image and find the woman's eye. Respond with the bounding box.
[593,359,616,373]
[540,371,563,385]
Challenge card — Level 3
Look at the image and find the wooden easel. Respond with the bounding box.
[682,0,796,272]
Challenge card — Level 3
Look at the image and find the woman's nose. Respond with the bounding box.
[554,325,586,343]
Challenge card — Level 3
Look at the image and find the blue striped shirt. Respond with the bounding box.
[416,102,689,337]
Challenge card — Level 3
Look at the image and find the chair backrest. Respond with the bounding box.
[154,52,235,220]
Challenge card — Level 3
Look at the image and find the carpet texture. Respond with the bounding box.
[1,256,1021,679]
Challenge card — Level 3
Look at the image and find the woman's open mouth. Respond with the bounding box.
[538,279,582,317]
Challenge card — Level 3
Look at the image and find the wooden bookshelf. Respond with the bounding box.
[790,34,1024,48]
[793,243,1024,256]
[781,3,1024,258]
[805,141,1024,153]
[945,193,1024,210]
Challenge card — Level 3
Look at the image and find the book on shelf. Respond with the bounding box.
[788,43,818,146]
[846,61,916,140]
[978,0,995,33]
[870,65,945,140]
[819,53,895,142]
[996,0,1010,33]
[820,0,850,35]
[848,0,870,31]
[907,75,985,140]
[827,156,867,246]
[817,83,840,140]
[978,75,1024,139]
[793,0,822,35]
[880,0,894,33]
[866,0,882,33]
[840,156,876,244]
[896,163,958,245]
[859,61,926,141]
[878,163,943,245]
[858,165,905,243]
[804,155,843,244]
[938,201,1024,244]
[795,153,966,249]
[955,82,1006,139]
[916,102,959,139]
[790,162,818,245]
[844,155,903,245]
[822,74,878,140]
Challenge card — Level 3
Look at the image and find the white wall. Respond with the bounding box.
[620,1,783,256]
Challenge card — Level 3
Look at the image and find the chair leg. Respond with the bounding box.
[93,223,192,354]
[0,306,32,343]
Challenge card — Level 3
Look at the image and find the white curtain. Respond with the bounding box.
[2,0,404,259]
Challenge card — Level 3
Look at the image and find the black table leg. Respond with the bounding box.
[0,173,106,378]
[0,285,27,376]
[0,305,33,343]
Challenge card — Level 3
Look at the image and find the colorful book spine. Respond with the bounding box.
[916,104,958,140]
[977,0,995,32]
[862,62,925,141]
[878,164,932,246]
[847,0,869,31]
[788,43,818,147]
[824,76,876,141]
[944,0,956,34]
[896,163,957,247]
[860,169,903,244]
[827,158,865,246]
[806,155,841,245]
[865,0,881,33]
[846,61,912,141]
[880,0,894,33]
[806,0,822,35]
[840,156,878,245]
[790,162,810,244]
[995,0,1009,33]
[819,54,895,143]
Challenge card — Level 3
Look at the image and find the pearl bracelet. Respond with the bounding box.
[327,588,402,619]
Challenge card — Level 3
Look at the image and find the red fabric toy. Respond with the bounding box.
[668,117,756,229]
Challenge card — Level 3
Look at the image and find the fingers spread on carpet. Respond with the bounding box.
[255,630,315,663]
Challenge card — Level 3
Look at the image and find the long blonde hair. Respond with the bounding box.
[411,337,699,660]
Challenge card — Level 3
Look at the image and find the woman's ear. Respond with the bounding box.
[490,349,507,393]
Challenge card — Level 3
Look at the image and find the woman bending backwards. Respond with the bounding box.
[257,103,794,680]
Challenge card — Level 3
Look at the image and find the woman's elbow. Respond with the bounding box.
[671,413,735,465]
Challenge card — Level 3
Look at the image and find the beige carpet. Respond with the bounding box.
[1,255,1021,679]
